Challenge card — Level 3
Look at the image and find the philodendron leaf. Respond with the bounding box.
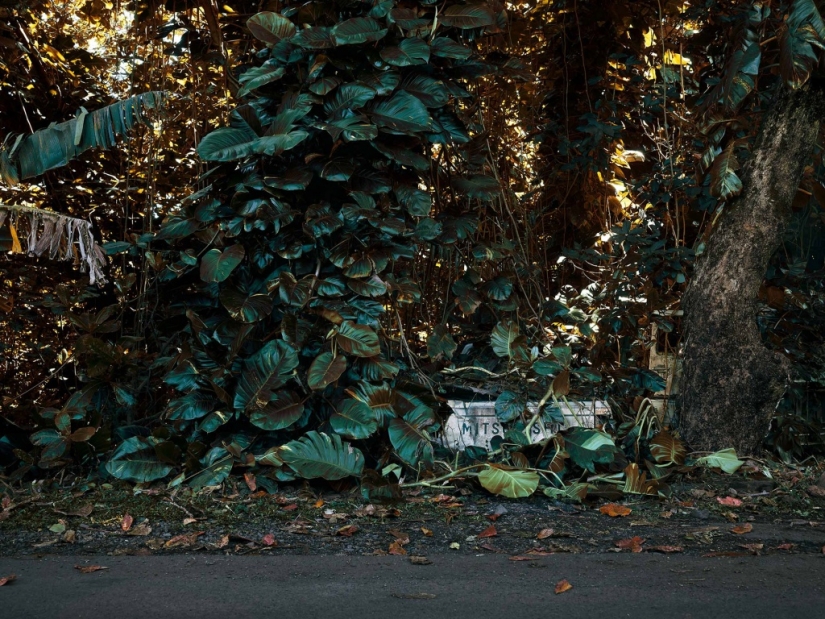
[427,324,456,360]
[280,431,365,480]
[331,17,387,45]
[105,436,174,483]
[695,448,744,474]
[388,405,435,467]
[330,398,378,440]
[220,288,273,323]
[335,320,380,357]
[189,447,233,489]
[307,352,347,390]
[237,64,285,97]
[649,431,687,466]
[440,4,496,29]
[249,390,305,431]
[478,465,539,498]
[234,340,299,411]
[564,428,618,473]
[247,12,296,44]
[200,245,245,283]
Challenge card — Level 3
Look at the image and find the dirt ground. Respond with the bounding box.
[2,467,825,559]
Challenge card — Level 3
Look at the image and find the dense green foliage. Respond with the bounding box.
[4,0,825,498]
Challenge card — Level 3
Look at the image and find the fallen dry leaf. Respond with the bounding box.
[615,536,645,553]
[388,541,407,555]
[776,543,794,551]
[261,533,277,547]
[536,528,554,540]
[477,525,497,539]
[126,522,152,537]
[388,529,411,545]
[731,523,753,535]
[555,579,573,594]
[0,574,16,586]
[62,530,76,544]
[61,504,93,518]
[421,527,433,537]
[739,543,764,553]
[509,555,538,562]
[182,517,198,526]
[717,496,743,507]
[314,498,325,508]
[647,545,683,554]
[600,503,632,517]
[164,531,204,549]
[282,503,298,511]
[121,514,134,532]
[74,565,107,574]
[449,542,460,550]
[409,556,432,565]
[336,524,359,537]
[216,535,230,549]
[243,472,257,493]
[807,485,825,498]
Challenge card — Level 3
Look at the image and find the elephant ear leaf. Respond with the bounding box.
[249,391,305,431]
[427,324,456,360]
[280,431,364,480]
[565,428,618,473]
[105,436,174,483]
[330,398,378,440]
[335,321,380,357]
[478,465,539,498]
[649,431,687,466]
[200,245,245,283]
[247,12,296,45]
[234,340,299,411]
[388,405,435,467]
[307,352,347,390]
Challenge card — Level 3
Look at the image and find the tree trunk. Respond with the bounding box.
[680,82,825,455]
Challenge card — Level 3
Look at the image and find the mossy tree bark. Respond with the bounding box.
[680,81,825,455]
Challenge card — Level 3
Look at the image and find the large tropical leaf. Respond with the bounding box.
[709,142,742,201]
[649,431,687,466]
[307,352,347,390]
[335,320,381,357]
[105,436,174,483]
[200,244,245,283]
[331,17,387,45]
[249,390,305,430]
[323,83,377,117]
[478,465,539,498]
[402,74,450,107]
[247,12,296,44]
[490,319,529,362]
[219,289,273,323]
[237,64,286,97]
[280,431,364,480]
[233,340,299,411]
[388,406,435,467]
[565,428,618,473]
[430,37,472,59]
[380,37,430,66]
[197,126,308,161]
[371,91,433,133]
[330,398,378,440]
[427,324,457,360]
[440,5,496,29]
[5,91,165,183]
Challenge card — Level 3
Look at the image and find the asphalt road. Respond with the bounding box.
[1,554,823,618]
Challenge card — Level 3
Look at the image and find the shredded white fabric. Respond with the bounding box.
[0,203,107,284]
